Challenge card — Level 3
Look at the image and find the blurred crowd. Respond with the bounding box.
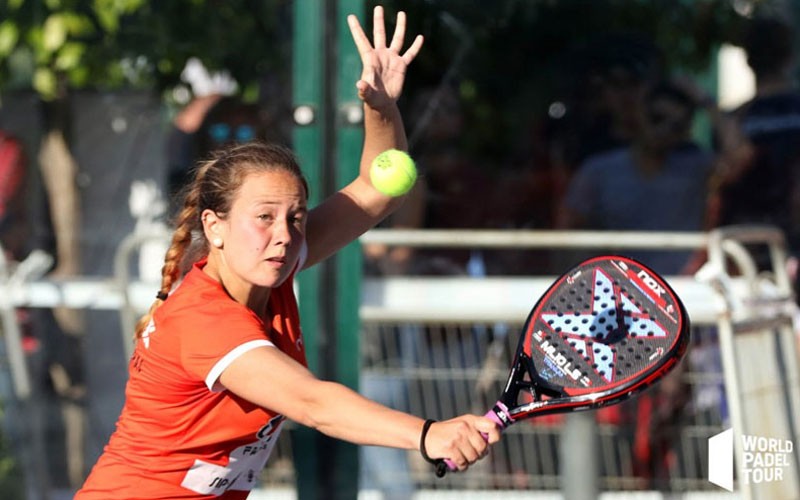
[365,15,800,284]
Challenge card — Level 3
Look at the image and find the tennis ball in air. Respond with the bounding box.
[369,149,417,197]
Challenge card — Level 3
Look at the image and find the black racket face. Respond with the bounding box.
[505,255,690,419]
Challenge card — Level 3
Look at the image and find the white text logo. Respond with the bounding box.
[708,428,793,491]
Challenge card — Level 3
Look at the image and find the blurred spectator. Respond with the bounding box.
[166,58,288,214]
[549,33,664,200]
[168,98,272,197]
[0,128,34,359]
[557,79,714,276]
[0,130,28,261]
[709,16,800,289]
[0,127,86,489]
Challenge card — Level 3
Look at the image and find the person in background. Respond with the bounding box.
[709,15,800,292]
[0,129,27,261]
[166,60,288,215]
[549,33,664,201]
[557,79,714,276]
[75,7,500,499]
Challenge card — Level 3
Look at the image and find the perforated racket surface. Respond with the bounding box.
[437,255,690,476]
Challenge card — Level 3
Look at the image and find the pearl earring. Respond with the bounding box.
[212,238,223,248]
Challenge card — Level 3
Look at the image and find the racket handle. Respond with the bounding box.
[436,402,512,477]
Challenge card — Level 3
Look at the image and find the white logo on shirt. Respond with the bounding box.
[180,416,284,495]
[141,319,156,349]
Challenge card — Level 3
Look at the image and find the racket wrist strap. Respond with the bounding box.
[419,419,438,464]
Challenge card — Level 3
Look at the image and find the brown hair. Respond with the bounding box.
[134,142,308,339]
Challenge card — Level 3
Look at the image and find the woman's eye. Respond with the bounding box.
[257,214,274,222]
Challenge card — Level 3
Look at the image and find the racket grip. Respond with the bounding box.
[437,402,512,477]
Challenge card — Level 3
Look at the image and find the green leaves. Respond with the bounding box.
[42,13,68,52]
[54,41,85,71]
[33,66,57,97]
[0,0,289,100]
[92,0,147,32]
[0,6,90,98]
[0,22,19,58]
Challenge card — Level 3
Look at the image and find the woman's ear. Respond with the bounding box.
[201,209,224,245]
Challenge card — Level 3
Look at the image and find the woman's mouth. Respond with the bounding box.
[266,256,285,266]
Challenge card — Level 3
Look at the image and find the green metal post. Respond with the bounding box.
[334,0,364,403]
[333,1,364,497]
[690,49,719,150]
[292,1,324,498]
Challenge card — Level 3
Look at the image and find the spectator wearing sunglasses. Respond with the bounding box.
[166,76,285,215]
[556,79,714,276]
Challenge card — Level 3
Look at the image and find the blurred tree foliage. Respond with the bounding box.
[0,0,784,125]
[0,0,293,101]
[0,0,794,173]
[0,0,755,104]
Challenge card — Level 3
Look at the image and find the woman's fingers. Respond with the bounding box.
[428,416,498,471]
[372,5,387,49]
[476,416,502,444]
[388,10,406,52]
[402,34,425,65]
[347,14,371,60]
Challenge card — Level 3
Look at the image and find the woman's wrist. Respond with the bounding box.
[419,419,437,463]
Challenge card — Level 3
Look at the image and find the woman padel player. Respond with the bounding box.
[76,7,500,499]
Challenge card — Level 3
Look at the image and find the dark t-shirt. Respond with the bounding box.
[564,143,713,275]
[719,91,800,254]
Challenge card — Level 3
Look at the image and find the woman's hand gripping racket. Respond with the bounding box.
[434,255,691,477]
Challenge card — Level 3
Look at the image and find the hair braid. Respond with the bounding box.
[133,161,212,339]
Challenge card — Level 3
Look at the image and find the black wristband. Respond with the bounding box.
[419,419,437,464]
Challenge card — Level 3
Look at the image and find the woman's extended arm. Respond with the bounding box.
[219,345,499,470]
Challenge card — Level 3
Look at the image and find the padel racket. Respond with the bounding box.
[436,255,690,477]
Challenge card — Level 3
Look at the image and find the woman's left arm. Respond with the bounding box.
[303,5,424,269]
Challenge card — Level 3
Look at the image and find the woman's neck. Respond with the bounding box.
[202,254,271,314]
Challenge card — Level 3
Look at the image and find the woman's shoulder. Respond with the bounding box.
[159,265,255,324]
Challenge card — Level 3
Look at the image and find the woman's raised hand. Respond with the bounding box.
[347,5,424,111]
